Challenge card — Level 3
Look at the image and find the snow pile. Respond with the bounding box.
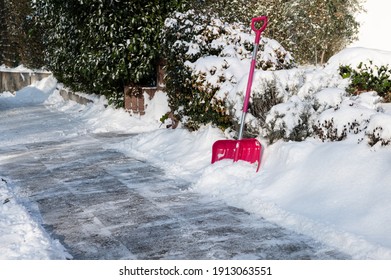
[0,179,70,260]
[0,74,57,109]
[114,125,224,181]
[326,47,391,71]
[45,86,167,134]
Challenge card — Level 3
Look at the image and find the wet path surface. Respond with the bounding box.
[0,104,350,259]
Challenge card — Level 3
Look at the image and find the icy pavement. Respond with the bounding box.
[0,103,350,260]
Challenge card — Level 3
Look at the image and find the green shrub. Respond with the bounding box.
[339,61,391,102]
[33,0,182,106]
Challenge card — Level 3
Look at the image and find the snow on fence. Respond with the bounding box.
[0,69,51,92]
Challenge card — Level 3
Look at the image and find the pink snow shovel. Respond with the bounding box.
[211,16,268,172]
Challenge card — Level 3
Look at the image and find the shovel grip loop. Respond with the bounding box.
[251,16,268,44]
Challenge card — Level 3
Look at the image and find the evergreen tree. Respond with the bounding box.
[183,0,362,64]
[182,0,260,23]
[0,0,44,67]
[257,0,363,64]
[0,0,6,65]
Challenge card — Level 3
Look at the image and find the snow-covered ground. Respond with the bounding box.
[2,1,391,259]
[1,46,391,260]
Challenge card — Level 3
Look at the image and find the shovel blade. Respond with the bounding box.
[211,138,262,171]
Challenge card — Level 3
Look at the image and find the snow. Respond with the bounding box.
[2,4,391,260]
[114,102,391,260]
[326,47,391,71]
[0,178,70,260]
[3,47,391,260]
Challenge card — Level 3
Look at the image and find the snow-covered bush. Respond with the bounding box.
[365,113,391,146]
[177,39,391,147]
[251,68,389,145]
[162,10,294,130]
[313,105,370,142]
[311,90,387,144]
[239,67,349,143]
[254,59,391,146]
[263,96,315,143]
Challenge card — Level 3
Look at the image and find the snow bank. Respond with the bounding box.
[114,125,224,181]
[326,47,391,71]
[0,75,57,108]
[0,179,70,260]
[45,88,167,134]
[115,125,391,259]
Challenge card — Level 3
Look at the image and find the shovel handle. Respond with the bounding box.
[238,16,268,140]
[251,16,268,44]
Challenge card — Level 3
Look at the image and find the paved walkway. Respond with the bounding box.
[0,104,350,259]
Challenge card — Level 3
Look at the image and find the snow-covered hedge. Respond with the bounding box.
[162,10,294,131]
[254,68,346,143]
[166,37,391,146]
[259,62,391,146]
[255,66,391,146]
